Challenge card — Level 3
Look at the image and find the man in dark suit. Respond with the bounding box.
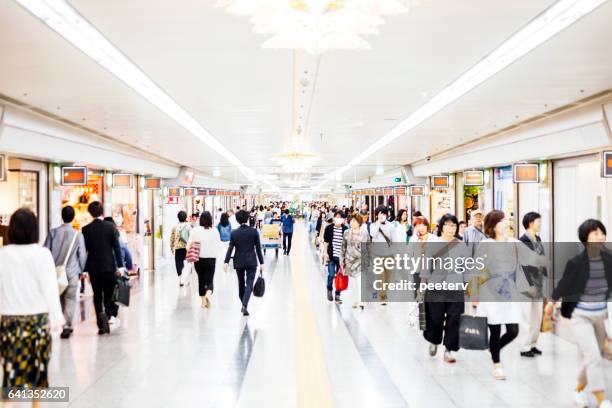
[82,201,125,334]
[224,210,264,316]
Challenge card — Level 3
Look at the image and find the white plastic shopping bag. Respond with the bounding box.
[181,261,192,286]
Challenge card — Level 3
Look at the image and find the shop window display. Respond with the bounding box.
[0,170,38,245]
[112,186,141,273]
[493,166,516,237]
[61,173,103,230]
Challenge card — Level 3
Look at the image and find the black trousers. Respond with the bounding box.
[194,258,215,296]
[236,266,257,308]
[423,291,464,352]
[488,324,519,363]
[89,272,118,327]
[175,248,187,276]
[283,232,293,254]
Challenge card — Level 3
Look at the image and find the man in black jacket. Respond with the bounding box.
[224,210,264,316]
[82,201,125,334]
[518,212,547,357]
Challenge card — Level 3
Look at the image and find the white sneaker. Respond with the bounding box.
[109,317,121,329]
[493,365,506,380]
[598,400,612,408]
[573,390,589,407]
[429,343,438,357]
[443,350,456,363]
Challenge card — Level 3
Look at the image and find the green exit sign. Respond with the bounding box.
[394,177,402,182]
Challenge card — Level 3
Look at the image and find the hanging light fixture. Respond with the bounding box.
[219,0,413,54]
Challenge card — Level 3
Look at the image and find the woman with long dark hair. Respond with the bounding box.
[0,208,64,402]
[188,211,221,308]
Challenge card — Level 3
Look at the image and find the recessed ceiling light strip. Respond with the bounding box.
[315,0,608,189]
[15,0,275,186]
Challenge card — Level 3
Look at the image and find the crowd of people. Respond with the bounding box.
[0,198,610,407]
[304,201,611,407]
[170,205,295,312]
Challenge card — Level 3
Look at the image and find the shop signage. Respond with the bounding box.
[513,163,539,183]
[431,175,449,189]
[208,190,217,196]
[409,185,425,196]
[167,186,181,197]
[375,188,383,194]
[61,166,87,186]
[383,188,394,196]
[393,177,402,183]
[112,173,133,188]
[144,177,162,189]
[197,188,208,196]
[0,154,6,182]
[394,187,407,195]
[184,188,196,197]
[464,170,485,186]
[166,196,179,204]
[366,189,375,195]
[601,151,612,177]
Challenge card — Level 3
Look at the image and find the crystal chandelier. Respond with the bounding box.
[273,151,320,173]
[219,0,413,54]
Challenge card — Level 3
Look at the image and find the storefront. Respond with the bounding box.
[142,178,163,272]
[493,165,517,237]
[457,169,493,224]
[429,175,455,229]
[553,154,612,242]
[517,162,552,242]
[0,155,47,245]
[110,173,142,271]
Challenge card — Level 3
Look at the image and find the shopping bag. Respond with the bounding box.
[253,272,265,297]
[113,276,131,307]
[417,290,426,331]
[334,267,348,292]
[418,301,427,331]
[186,242,200,263]
[459,314,488,350]
[606,302,612,339]
[180,261,192,286]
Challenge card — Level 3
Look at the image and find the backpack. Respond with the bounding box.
[218,224,231,242]
[178,224,190,244]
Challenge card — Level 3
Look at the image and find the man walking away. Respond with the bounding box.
[82,201,125,335]
[44,205,87,339]
[224,210,264,316]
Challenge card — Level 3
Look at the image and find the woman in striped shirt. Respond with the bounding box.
[548,219,612,408]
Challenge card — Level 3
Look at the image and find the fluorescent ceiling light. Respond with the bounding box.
[314,0,608,189]
[15,0,276,188]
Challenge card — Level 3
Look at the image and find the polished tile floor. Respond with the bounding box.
[30,224,612,407]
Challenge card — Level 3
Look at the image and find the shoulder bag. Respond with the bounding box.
[57,231,78,294]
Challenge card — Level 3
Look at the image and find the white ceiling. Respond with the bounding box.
[0,0,610,188]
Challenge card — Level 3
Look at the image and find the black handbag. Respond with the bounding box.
[113,276,131,307]
[459,314,488,350]
[253,272,265,297]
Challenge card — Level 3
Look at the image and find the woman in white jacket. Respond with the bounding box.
[0,208,64,398]
[188,211,221,308]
